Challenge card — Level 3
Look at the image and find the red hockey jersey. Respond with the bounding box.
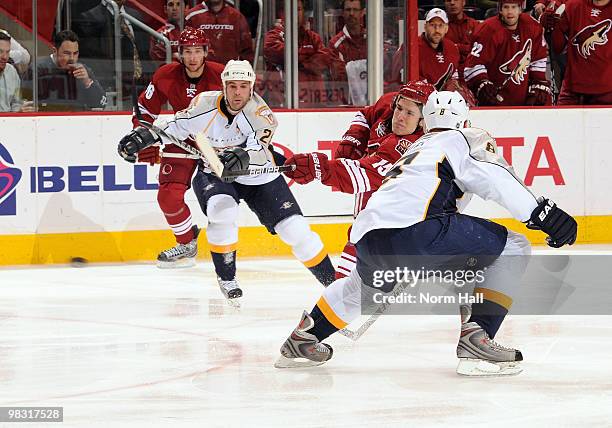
[552,0,612,94]
[325,132,421,215]
[132,61,224,153]
[391,35,460,87]
[447,15,481,74]
[185,2,254,65]
[328,25,368,80]
[464,14,548,105]
[149,23,180,62]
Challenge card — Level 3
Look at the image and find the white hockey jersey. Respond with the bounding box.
[350,128,539,244]
[155,91,279,185]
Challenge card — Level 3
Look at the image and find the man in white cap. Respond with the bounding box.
[391,8,460,91]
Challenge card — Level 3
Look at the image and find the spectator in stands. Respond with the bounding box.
[72,0,143,100]
[263,0,334,107]
[0,31,33,112]
[328,0,367,105]
[150,0,187,63]
[23,30,106,112]
[185,0,254,64]
[391,9,460,89]
[545,0,611,104]
[464,0,551,106]
[444,0,481,74]
[0,29,30,75]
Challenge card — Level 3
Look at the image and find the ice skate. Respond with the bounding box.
[456,321,523,376]
[157,226,200,269]
[274,311,333,368]
[218,277,242,300]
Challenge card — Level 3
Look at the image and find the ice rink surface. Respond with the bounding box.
[1,246,612,427]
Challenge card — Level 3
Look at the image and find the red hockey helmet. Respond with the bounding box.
[391,80,436,110]
[179,26,209,50]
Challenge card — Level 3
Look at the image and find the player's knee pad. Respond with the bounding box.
[157,183,188,216]
[502,230,532,256]
[478,230,531,300]
[274,215,324,262]
[321,268,363,325]
[206,194,239,246]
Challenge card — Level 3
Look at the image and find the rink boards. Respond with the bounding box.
[0,107,611,264]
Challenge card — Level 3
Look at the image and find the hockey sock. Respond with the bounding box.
[307,255,336,287]
[468,299,508,339]
[210,251,236,281]
[308,304,340,342]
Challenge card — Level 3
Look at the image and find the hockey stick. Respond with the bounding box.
[338,280,409,341]
[544,3,566,103]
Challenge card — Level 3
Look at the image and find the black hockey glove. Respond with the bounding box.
[475,80,499,106]
[219,147,250,183]
[117,126,161,163]
[526,198,577,248]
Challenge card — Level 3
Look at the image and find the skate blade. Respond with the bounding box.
[156,257,196,269]
[226,298,242,309]
[456,358,523,377]
[274,355,327,369]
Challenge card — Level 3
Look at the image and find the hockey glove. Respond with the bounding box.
[283,152,331,185]
[137,146,161,165]
[475,80,499,106]
[526,198,577,248]
[219,147,249,183]
[335,138,365,160]
[118,126,161,163]
[526,81,553,106]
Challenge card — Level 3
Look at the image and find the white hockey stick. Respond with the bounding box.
[194,111,225,178]
[338,280,409,341]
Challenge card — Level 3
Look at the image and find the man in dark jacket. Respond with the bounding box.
[25,30,106,112]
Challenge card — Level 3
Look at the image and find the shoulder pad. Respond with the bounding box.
[459,127,508,165]
[242,93,278,130]
[189,91,223,111]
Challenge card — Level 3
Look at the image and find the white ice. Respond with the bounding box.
[1,246,612,428]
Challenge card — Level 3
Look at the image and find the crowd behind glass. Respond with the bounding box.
[0,0,608,113]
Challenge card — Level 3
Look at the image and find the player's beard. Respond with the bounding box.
[185,60,205,77]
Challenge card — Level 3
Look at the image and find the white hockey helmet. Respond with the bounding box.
[423,90,470,131]
[222,60,256,98]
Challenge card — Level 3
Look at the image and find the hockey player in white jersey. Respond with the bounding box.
[275,91,577,376]
[118,60,336,299]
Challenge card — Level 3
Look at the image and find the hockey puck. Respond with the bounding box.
[70,257,89,267]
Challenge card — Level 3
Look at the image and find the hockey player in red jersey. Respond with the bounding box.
[464,0,552,106]
[131,27,225,268]
[283,81,436,279]
[546,0,612,104]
